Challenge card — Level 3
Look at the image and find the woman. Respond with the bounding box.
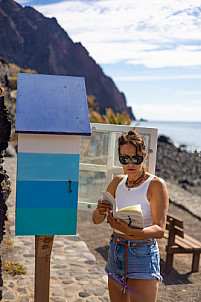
[92,129,169,302]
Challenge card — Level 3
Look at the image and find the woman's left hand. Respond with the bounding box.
[107,210,130,234]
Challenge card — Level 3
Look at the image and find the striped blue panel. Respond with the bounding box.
[15,73,91,136]
[16,181,78,209]
[15,208,77,235]
[17,153,80,181]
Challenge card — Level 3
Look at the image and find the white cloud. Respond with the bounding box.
[16,0,30,3]
[34,0,201,68]
[176,91,201,96]
[127,47,201,68]
[114,74,201,82]
[132,103,201,122]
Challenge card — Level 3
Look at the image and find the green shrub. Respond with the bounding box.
[2,260,27,275]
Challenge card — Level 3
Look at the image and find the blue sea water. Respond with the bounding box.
[131,120,201,153]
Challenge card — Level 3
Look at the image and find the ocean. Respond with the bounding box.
[131,121,201,153]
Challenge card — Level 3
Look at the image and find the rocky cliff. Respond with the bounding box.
[0,0,134,118]
[0,87,11,296]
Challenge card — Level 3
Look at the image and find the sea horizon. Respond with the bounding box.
[131,120,201,153]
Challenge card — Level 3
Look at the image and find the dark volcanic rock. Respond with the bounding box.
[0,92,11,291]
[158,135,174,145]
[156,139,201,196]
[0,58,16,129]
[0,0,135,118]
[0,58,9,87]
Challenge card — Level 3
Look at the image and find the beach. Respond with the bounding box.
[1,140,201,301]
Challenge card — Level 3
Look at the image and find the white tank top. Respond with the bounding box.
[114,174,156,234]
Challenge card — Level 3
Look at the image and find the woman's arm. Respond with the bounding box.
[107,177,169,239]
[92,175,123,225]
[92,201,110,224]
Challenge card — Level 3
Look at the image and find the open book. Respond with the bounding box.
[102,191,144,229]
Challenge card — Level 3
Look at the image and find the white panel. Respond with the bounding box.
[18,133,81,154]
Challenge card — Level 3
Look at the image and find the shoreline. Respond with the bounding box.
[132,120,201,153]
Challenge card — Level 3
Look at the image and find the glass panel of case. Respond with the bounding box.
[80,131,109,166]
[78,170,107,206]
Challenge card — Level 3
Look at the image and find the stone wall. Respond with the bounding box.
[0,91,11,299]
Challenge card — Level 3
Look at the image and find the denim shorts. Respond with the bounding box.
[105,234,162,283]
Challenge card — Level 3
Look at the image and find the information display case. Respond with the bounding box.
[78,123,158,210]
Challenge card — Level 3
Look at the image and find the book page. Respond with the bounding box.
[102,191,144,228]
[102,191,117,214]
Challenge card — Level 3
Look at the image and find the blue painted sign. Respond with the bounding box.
[15,74,91,235]
[15,73,91,136]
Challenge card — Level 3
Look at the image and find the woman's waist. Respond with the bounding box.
[112,218,153,239]
[112,231,154,243]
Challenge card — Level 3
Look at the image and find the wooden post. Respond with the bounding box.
[192,252,200,272]
[34,235,54,302]
[165,248,174,273]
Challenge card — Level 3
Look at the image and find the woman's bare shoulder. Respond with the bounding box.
[150,176,166,186]
[107,174,125,196]
[114,174,125,181]
[109,174,125,187]
[148,175,168,196]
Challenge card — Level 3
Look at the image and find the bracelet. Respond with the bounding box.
[98,211,105,216]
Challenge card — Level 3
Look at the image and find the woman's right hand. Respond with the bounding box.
[97,199,113,215]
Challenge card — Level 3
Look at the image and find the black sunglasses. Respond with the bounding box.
[119,155,144,165]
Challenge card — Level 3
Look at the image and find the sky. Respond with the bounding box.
[16,0,201,122]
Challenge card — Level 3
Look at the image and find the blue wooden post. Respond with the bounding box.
[15,73,91,301]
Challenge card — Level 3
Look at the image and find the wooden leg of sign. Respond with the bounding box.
[34,235,54,302]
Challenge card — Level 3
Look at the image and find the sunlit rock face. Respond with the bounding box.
[0,0,134,118]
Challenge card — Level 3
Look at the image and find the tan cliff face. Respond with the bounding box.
[0,0,135,119]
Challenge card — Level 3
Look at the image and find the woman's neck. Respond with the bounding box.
[126,171,145,189]
[127,170,144,182]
